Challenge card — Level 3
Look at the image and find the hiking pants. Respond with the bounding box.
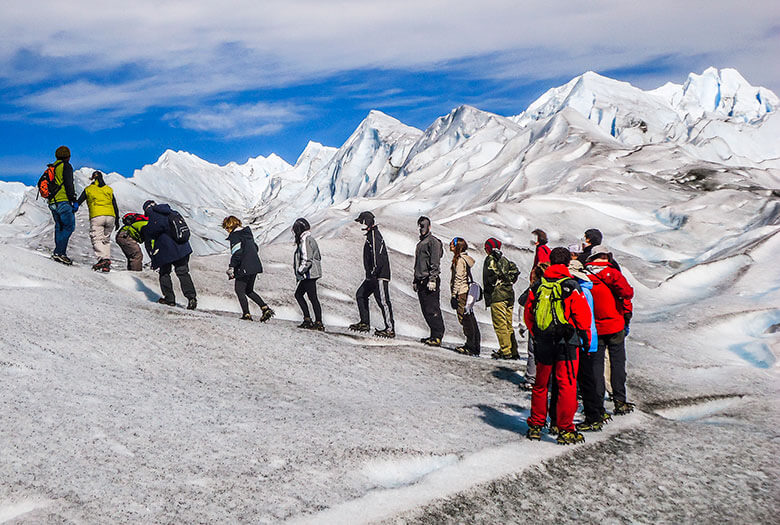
[89,215,114,261]
[456,293,480,354]
[526,337,537,382]
[159,254,197,302]
[490,301,517,357]
[49,202,75,256]
[357,278,394,330]
[528,346,579,432]
[578,346,606,422]
[235,273,267,316]
[295,278,322,323]
[417,279,444,340]
[116,230,143,271]
[598,330,627,404]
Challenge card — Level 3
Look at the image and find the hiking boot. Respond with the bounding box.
[614,400,635,415]
[455,346,470,355]
[601,412,613,424]
[526,425,543,441]
[312,321,325,332]
[420,337,430,343]
[53,254,73,265]
[424,337,442,347]
[260,306,275,322]
[186,298,198,310]
[557,430,585,445]
[375,328,395,338]
[298,318,314,329]
[548,425,560,436]
[349,322,370,333]
[576,420,603,432]
[240,313,253,321]
[157,297,176,306]
[490,351,514,360]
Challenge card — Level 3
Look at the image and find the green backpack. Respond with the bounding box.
[532,277,573,340]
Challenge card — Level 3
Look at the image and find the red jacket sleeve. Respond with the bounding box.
[605,269,634,315]
[523,289,535,336]
[565,289,592,346]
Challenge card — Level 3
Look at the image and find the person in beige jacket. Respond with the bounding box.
[449,237,480,355]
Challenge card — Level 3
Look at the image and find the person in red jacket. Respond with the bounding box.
[524,247,592,445]
[531,229,551,269]
[586,244,635,415]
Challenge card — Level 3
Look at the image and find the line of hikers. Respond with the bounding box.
[41,146,634,446]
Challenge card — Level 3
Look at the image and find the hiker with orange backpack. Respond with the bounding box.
[41,146,78,265]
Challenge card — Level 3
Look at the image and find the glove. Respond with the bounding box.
[226,267,235,280]
[412,281,418,292]
[624,312,632,335]
[71,202,79,212]
[427,280,437,292]
[450,296,459,310]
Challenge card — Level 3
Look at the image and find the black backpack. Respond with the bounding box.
[168,211,190,244]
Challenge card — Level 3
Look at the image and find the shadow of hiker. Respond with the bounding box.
[474,404,529,435]
[491,366,525,387]
[133,276,160,302]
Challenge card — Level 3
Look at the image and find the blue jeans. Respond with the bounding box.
[49,202,75,255]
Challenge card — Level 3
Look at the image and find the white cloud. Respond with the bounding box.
[1,0,778,130]
[165,101,307,138]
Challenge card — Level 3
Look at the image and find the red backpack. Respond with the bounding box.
[36,162,62,200]
[122,213,148,226]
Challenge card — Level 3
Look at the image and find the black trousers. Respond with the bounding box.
[578,346,606,422]
[357,278,394,330]
[456,293,480,353]
[295,278,322,322]
[159,254,196,301]
[234,273,267,315]
[599,330,628,404]
[417,279,444,340]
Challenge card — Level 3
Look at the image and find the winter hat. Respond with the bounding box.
[484,238,501,254]
[584,228,603,245]
[55,146,71,159]
[354,211,375,227]
[142,200,156,213]
[568,259,589,281]
[587,244,611,261]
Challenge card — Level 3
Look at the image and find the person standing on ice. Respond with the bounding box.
[449,237,480,355]
[349,211,395,338]
[414,216,445,347]
[482,238,520,359]
[76,171,119,272]
[517,262,549,390]
[292,218,324,331]
[143,200,198,310]
[566,259,605,432]
[222,216,275,322]
[116,213,147,271]
[46,146,79,265]
[586,244,635,415]
[524,247,591,445]
[531,229,551,269]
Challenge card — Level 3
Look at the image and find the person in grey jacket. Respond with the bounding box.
[414,216,445,346]
[292,218,324,331]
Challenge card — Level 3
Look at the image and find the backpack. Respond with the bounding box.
[168,210,190,244]
[532,277,574,341]
[500,256,520,284]
[466,264,483,303]
[122,212,148,226]
[36,162,61,200]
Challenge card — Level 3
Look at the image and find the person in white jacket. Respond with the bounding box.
[292,218,324,331]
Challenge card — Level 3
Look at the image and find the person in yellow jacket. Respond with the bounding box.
[76,171,119,272]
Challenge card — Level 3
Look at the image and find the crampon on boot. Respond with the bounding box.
[260,307,275,322]
[298,318,314,329]
[526,425,543,441]
[349,322,370,333]
[557,430,585,445]
[312,321,325,332]
[614,400,636,415]
[374,328,395,338]
[576,420,603,432]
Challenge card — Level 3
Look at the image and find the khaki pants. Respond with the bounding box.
[89,216,114,261]
[490,300,518,357]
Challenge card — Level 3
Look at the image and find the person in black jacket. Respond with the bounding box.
[414,216,445,346]
[350,211,395,338]
[222,216,274,321]
[143,200,197,309]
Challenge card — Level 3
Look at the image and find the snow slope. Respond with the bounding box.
[0,67,778,522]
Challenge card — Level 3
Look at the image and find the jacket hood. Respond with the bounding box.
[152,203,173,215]
[543,264,573,280]
[462,253,475,267]
[227,226,254,242]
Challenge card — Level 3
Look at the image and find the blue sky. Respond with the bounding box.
[1,1,778,185]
